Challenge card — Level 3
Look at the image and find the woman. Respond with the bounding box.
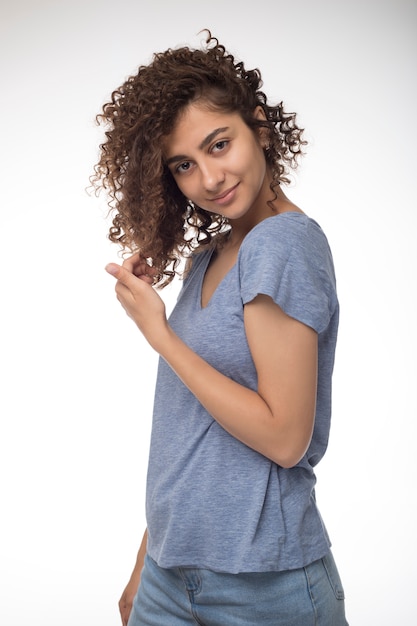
[92,30,348,626]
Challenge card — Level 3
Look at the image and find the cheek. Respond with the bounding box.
[175,177,193,198]
[174,176,200,205]
[247,146,267,184]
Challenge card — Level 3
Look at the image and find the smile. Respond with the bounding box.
[209,183,240,206]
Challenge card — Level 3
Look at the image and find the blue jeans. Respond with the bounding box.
[127,551,348,625]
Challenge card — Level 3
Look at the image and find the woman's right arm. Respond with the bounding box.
[119,529,148,626]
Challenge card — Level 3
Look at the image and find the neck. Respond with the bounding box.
[228,188,299,244]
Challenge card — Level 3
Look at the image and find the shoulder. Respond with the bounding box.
[240,212,332,265]
[238,212,338,330]
[243,212,326,247]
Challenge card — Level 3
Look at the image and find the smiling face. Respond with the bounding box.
[163,102,274,226]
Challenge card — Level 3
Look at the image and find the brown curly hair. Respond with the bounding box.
[91,30,306,287]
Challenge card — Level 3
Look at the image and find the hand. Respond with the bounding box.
[105,254,168,350]
[118,574,140,626]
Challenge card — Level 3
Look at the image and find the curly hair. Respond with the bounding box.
[90,30,306,287]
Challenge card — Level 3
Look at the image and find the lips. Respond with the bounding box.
[210,183,239,206]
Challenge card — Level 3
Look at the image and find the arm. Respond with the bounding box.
[106,259,317,468]
[119,529,147,626]
[155,295,317,467]
[243,294,317,466]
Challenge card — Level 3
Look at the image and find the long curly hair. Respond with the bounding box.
[90,30,306,287]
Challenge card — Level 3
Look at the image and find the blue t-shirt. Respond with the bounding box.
[145,212,339,573]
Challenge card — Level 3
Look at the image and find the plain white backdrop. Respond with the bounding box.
[1,0,416,624]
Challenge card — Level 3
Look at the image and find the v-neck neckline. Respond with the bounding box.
[199,247,237,310]
[197,212,305,310]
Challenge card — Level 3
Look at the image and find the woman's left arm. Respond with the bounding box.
[106,259,317,468]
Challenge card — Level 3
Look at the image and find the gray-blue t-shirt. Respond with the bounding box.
[145,212,339,573]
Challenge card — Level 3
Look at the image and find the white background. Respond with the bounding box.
[1,0,416,624]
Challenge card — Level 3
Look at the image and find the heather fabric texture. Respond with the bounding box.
[145,213,339,573]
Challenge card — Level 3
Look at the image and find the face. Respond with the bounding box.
[163,103,271,224]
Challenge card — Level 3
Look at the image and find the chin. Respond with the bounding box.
[225,207,254,222]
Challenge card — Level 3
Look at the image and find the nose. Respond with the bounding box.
[199,159,225,192]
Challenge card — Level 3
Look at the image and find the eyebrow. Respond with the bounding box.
[165,126,229,166]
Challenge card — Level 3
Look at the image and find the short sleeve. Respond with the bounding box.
[238,214,337,334]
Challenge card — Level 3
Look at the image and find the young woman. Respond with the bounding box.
[92,31,348,626]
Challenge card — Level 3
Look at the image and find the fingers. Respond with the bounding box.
[119,607,130,626]
[119,596,132,626]
[137,273,155,285]
[105,257,166,339]
[105,263,136,292]
[106,255,158,286]
[105,263,154,287]
[121,253,159,279]
[122,252,148,274]
[105,262,123,277]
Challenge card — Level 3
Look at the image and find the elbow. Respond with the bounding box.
[267,427,313,468]
[270,451,305,469]
[277,452,305,469]
[264,442,308,468]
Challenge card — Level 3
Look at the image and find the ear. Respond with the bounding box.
[253,106,269,148]
[254,105,267,121]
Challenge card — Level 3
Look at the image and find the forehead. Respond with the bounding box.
[163,103,243,152]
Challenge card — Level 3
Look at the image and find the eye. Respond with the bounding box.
[211,140,229,153]
[175,161,192,174]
